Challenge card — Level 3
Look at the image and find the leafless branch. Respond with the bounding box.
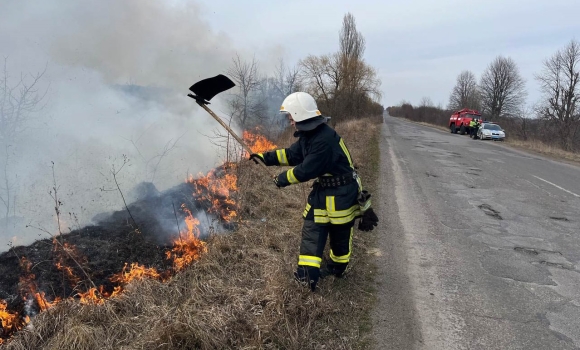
[480,56,527,120]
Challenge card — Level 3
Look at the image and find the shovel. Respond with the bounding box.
[187,74,273,175]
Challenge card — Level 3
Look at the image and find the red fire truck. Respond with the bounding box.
[449,108,482,135]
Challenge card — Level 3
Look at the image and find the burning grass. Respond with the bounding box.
[1,118,382,349]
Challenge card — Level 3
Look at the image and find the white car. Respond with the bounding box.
[477,123,505,141]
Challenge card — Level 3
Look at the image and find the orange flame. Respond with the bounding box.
[1,132,279,342]
[166,206,207,271]
[110,263,163,284]
[188,165,238,222]
[243,130,277,154]
[0,300,23,343]
[53,241,84,287]
[77,287,104,305]
[77,285,124,305]
[34,292,61,312]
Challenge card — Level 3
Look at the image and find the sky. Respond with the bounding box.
[198,0,580,108]
[0,0,578,247]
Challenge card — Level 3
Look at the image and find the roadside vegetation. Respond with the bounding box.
[1,12,384,350]
[387,40,580,162]
[2,117,382,350]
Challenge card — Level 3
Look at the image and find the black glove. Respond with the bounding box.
[249,153,265,165]
[358,208,379,231]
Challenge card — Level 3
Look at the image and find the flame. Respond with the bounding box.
[53,241,84,287]
[17,258,61,313]
[0,300,23,343]
[77,287,103,305]
[166,206,207,271]
[110,263,163,284]
[1,131,278,343]
[34,292,61,312]
[184,130,276,223]
[243,130,277,154]
[188,164,238,222]
[77,286,123,305]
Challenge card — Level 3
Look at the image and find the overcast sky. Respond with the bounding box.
[0,0,579,247]
[198,0,580,108]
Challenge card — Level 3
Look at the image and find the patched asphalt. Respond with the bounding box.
[372,113,580,350]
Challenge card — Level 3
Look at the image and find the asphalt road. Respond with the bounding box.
[372,113,580,350]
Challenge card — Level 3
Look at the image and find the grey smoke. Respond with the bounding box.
[0,0,253,249]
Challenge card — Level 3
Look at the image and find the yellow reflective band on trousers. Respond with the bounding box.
[286,168,300,184]
[276,149,289,166]
[298,255,322,268]
[330,227,353,263]
[313,196,359,224]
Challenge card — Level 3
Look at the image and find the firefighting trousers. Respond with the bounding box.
[297,220,354,280]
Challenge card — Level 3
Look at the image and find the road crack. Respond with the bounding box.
[478,204,503,220]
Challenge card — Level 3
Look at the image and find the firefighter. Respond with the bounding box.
[249,92,379,291]
[469,119,479,139]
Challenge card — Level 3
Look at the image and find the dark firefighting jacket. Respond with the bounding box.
[258,123,365,225]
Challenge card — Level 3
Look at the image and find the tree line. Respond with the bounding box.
[388,40,580,152]
[226,12,384,137]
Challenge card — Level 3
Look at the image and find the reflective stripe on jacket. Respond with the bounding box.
[260,123,362,225]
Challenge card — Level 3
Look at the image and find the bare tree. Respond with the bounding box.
[479,56,527,120]
[226,54,265,128]
[339,12,365,62]
[448,70,480,110]
[298,13,381,122]
[419,96,434,107]
[535,39,580,150]
[273,58,301,97]
[514,106,534,141]
[0,58,48,221]
[299,54,335,112]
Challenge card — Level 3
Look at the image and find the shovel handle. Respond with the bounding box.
[197,102,275,177]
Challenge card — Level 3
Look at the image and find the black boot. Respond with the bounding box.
[294,266,320,291]
[320,263,346,279]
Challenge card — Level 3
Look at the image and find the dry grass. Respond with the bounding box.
[399,117,580,165]
[505,139,580,164]
[415,121,448,132]
[3,118,382,350]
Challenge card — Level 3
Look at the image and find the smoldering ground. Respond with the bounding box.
[0,0,255,249]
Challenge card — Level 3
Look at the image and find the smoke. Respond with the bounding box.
[0,0,250,249]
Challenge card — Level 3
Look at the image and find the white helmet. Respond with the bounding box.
[280,92,321,122]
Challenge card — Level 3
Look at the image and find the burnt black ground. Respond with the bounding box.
[0,172,236,340]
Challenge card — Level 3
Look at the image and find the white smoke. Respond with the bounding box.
[0,0,255,249]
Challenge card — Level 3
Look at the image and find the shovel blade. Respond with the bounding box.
[188,74,235,103]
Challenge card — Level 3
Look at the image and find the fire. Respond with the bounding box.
[54,240,85,287]
[34,292,61,312]
[77,286,121,305]
[166,206,207,271]
[110,263,163,284]
[243,130,277,154]
[0,300,22,344]
[77,287,103,305]
[1,130,278,344]
[185,130,276,223]
[17,258,62,313]
[188,164,238,222]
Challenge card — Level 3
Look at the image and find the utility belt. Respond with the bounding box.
[317,172,357,188]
